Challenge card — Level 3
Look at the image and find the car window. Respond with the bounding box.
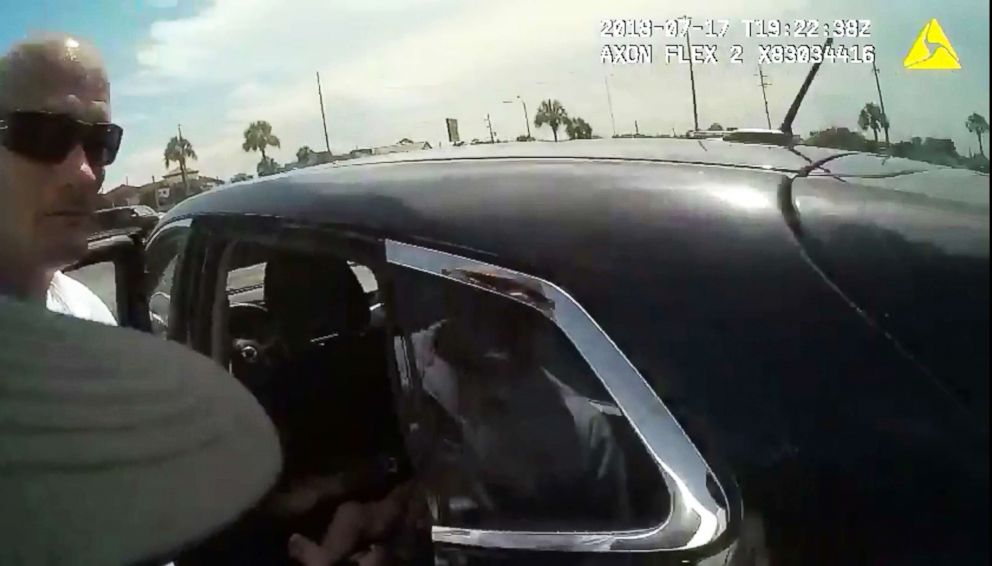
[65,260,117,316]
[148,256,179,336]
[225,260,379,300]
[145,223,191,338]
[390,265,670,533]
[227,262,266,296]
[211,238,405,499]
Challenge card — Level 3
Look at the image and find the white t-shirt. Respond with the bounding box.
[46,271,118,326]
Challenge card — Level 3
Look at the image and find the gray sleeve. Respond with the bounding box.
[563,393,632,521]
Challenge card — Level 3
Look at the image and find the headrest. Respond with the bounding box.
[263,251,370,340]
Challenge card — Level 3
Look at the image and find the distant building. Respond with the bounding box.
[307,151,358,166]
[102,168,224,212]
[162,167,224,191]
[371,139,432,155]
[263,140,434,175]
[102,183,142,207]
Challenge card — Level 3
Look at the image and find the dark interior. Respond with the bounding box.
[177,243,411,565]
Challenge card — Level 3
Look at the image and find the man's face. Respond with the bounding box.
[0,39,110,271]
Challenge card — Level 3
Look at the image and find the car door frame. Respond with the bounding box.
[176,214,389,361]
[382,238,734,559]
[66,227,151,329]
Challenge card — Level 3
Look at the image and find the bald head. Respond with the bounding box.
[0,34,113,298]
[0,34,109,120]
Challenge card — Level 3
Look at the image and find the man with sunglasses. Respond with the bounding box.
[0,34,122,324]
[1,34,424,566]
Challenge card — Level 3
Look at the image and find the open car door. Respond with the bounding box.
[62,226,151,331]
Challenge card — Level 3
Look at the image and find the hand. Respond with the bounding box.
[287,482,424,566]
[267,474,350,518]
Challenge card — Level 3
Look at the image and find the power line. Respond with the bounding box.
[485,114,495,143]
[756,65,772,129]
[176,124,190,195]
[871,59,890,146]
[604,75,617,137]
[683,16,700,131]
[316,72,331,153]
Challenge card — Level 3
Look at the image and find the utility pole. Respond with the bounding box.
[635,120,640,136]
[604,75,618,137]
[503,97,531,139]
[871,59,890,146]
[520,97,531,139]
[485,114,495,143]
[316,72,331,154]
[684,16,700,132]
[756,65,772,129]
[176,124,190,197]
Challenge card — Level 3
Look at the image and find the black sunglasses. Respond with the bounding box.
[0,110,123,167]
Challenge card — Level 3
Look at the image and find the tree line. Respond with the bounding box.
[805,104,988,172]
[163,100,600,185]
[162,103,989,186]
[531,99,594,142]
[163,119,284,185]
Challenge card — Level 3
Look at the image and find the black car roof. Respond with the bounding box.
[159,138,981,232]
[160,140,803,236]
[296,138,851,173]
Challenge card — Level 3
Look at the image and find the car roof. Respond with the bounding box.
[290,138,852,173]
[157,138,987,258]
[160,137,979,229]
[160,140,803,232]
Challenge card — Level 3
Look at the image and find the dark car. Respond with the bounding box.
[92,204,160,236]
[70,138,989,565]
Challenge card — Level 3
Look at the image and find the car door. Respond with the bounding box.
[382,239,734,566]
[64,226,151,329]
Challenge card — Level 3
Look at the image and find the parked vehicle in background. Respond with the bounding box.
[92,205,160,236]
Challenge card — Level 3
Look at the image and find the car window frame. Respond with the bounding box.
[184,215,387,362]
[143,218,192,340]
[384,239,730,553]
[65,229,150,328]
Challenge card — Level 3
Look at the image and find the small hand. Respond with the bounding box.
[287,482,418,566]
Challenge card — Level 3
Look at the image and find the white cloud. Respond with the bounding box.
[106,0,989,187]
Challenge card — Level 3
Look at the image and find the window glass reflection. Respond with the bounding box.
[392,267,669,531]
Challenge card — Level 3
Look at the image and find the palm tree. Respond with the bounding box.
[242,120,281,162]
[163,136,197,190]
[966,113,989,157]
[565,117,594,140]
[296,145,315,164]
[857,102,888,144]
[534,99,569,142]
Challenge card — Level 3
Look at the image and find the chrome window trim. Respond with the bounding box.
[385,239,729,553]
[144,218,193,336]
[143,217,193,250]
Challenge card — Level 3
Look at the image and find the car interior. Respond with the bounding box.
[177,240,415,565]
[176,237,670,564]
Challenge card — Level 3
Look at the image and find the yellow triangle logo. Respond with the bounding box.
[904,19,961,69]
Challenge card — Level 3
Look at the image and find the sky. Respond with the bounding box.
[1,0,988,189]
